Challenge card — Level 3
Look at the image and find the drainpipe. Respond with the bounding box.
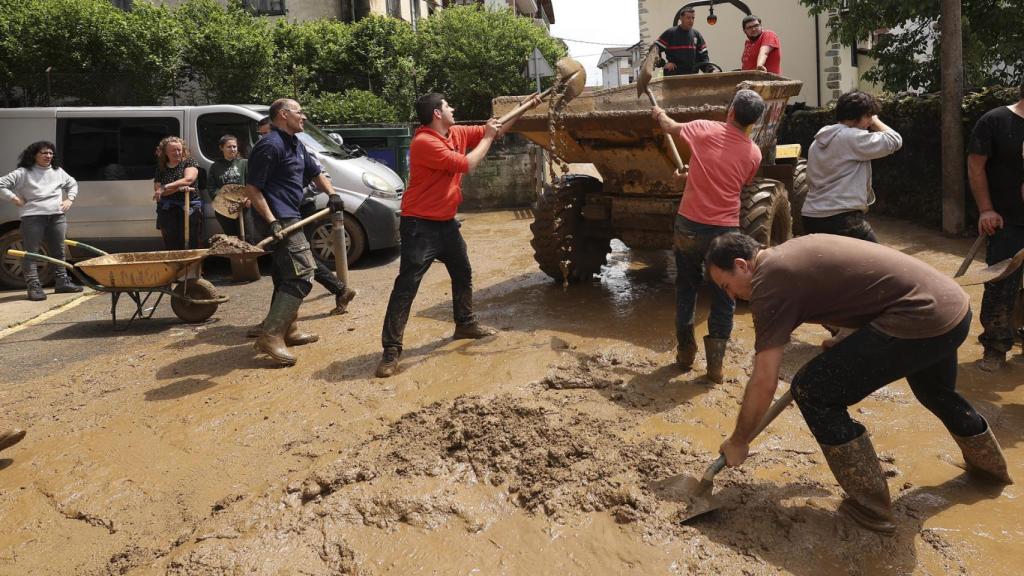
[813,13,822,107]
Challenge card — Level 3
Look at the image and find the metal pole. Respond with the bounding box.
[45,66,53,106]
[332,208,349,287]
[940,0,965,235]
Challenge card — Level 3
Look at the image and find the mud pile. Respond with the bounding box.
[207,233,260,255]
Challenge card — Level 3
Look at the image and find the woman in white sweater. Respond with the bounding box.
[0,141,82,301]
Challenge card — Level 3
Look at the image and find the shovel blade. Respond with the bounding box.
[650,473,722,523]
[637,45,658,98]
[554,57,586,103]
[678,478,722,523]
[956,248,1024,286]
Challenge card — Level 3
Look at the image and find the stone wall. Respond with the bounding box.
[460,133,542,211]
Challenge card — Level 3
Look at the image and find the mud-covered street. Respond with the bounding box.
[0,211,1020,575]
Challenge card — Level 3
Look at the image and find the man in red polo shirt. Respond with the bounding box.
[740,15,782,75]
[375,93,513,377]
[652,89,765,383]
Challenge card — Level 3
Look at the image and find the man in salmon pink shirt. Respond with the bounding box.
[740,16,781,74]
[375,92,520,378]
[651,89,764,383]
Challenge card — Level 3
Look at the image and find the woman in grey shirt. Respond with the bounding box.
[0,141,82,301]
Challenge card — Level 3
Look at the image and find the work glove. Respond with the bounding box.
[269,220,284,241]
[328,193,345,213]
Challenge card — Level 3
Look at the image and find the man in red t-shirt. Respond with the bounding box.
[375,92,518,377]
[740,16,781,74]
[651,89,764,382]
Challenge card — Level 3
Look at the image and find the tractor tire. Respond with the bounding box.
[789,159,809,236]
[171,278,220,324]
[530,174,610,284]
[741,177,792,247]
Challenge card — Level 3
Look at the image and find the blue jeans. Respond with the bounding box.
[381,217,474,352]
[980,224,1024,354]
[673,214,738,341]
[793,311,984,446]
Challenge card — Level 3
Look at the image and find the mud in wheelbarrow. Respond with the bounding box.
[6,240,229,330]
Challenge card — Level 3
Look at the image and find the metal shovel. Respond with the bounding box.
[636,45,686,173]
[678,388,794,523]
[956,247,1024,286]
[495,57,587,125]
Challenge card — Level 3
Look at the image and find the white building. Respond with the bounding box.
[597,47,636,89]
[637,0,876,106]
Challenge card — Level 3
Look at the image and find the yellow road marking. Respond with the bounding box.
[0,292,97,340]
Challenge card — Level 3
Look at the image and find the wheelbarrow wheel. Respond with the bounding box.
[531,174,611,284]
[741,177,792,247]
[171,278,220,323]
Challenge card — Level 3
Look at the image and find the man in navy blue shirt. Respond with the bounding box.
[245,98,344,366]
[655,7,712,76]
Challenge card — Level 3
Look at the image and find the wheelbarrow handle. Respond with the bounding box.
[702,387,795,483]
[64,239,109,256]
[255,208,331,250]
[5,249,74,269]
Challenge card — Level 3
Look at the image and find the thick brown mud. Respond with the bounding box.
[0,213,1021,575]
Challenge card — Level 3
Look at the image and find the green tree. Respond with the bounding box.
[800,0,1022,93]
[416,5,567,120]
[176,0,275,103]
[346,15,419,121]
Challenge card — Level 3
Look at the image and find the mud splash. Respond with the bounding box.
[546,79,574,289]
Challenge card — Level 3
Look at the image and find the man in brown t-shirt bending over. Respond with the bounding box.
[705,233,1012,534]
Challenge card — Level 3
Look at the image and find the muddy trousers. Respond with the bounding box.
[299,200,346,297]
[673,215,738,341]
[800,211,878,243]
[20,213,71,283]
[792,311,985,446]
[257,217,315,302]
[381,217,474,353]
[980,224,1024,354]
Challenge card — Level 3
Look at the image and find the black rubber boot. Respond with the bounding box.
[26,279,46,301]
[703,336,727,383]
[952,417,1013,484]
[254,293,302,366]
[820,433,896,534]
[676,324,697,371]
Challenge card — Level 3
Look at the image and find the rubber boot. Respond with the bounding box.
[703,336,727,384]
[676,325,697,371]
[952,418,1013,484]
[0,429,26,453]
[820,433,896,534]
[285,321,319,346]
[54,272,83,293]
[453,322,497,339]
[978,348,1006,372]
[375,347,401,378]
[331,287,357,315]
[26,279,46,301]
[254,293,302,366]
[245,324,264,338]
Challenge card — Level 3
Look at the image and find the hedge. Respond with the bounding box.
[778,87,1019,231]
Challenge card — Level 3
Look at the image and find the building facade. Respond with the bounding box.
[638,0,873,106]
[597,47,635,89]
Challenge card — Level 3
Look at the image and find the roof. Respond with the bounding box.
[597,46,635,68]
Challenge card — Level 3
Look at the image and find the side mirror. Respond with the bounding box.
[328,133,344,146]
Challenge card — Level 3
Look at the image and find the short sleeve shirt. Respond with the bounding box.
[750,234,970,352]
[246,127,322,220]
[676,120,761,226]
[155,157,201,211]
[741,29,782,74]
[968,106,1024,225]
[401,124,486,221]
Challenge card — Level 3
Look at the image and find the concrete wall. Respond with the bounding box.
[638,0,869,106]
[460,133,540,210]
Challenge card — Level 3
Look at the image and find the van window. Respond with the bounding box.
[197,113,259,162]
[58,117,180,181]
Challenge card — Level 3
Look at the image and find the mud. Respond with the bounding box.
[0,213,1021,575]
[206,233,261,255]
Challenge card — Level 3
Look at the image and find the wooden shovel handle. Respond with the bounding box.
[646,87,686,172]
[702,388,794,482]
[255,208,330,249]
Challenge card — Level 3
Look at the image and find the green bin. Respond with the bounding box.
[326,124,413,183]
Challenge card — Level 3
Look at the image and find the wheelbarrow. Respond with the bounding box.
[6,240,228,330]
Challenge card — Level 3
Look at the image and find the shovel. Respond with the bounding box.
[677,387,794,523]
[209,208,331,258]
[956,246,1024,286]
[637,45,686,173]
[212,184,260,281]
[496,57,587,125]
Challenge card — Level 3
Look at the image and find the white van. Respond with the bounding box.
[0,105,404,287]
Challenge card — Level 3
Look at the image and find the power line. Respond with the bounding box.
[555,36,640,47]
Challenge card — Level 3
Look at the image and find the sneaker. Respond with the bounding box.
[452,322,497,340]
[331,287,358,315]
[26,280,46,301]
[375,348,401,378]
[979,349,1006,372]
[54,277,84,293]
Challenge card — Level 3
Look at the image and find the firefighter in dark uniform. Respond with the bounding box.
[655,6,713,76]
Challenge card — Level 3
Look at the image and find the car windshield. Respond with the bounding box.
[298,121,352,159]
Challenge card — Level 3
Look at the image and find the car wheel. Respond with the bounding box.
[308,216,367,267]
[0,228,56,288]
